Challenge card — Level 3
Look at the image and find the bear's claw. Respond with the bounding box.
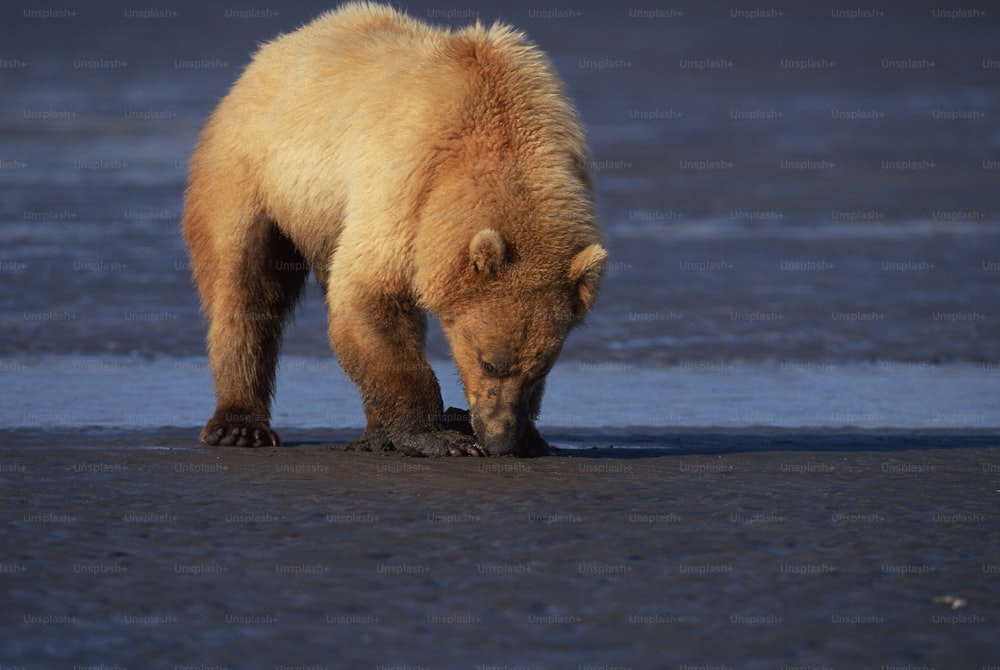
[201,422,281,447]
[447,443,486,457]
[393,429,480,457]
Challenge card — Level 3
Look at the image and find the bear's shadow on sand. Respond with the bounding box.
[279,430,997,459]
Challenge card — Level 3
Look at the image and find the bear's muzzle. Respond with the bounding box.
[474,414,528,457]
[469,381,531,457]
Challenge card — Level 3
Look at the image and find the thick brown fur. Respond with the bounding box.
[182,2,606,455]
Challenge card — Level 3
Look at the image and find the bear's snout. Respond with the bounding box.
[475,418,527,457]
[470,405,528,457]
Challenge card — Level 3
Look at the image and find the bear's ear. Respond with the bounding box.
[469,228,507,276]
[568,243,608,313]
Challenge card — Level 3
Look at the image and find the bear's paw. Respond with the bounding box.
[345,428,484,457]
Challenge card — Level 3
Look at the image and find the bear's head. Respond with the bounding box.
[438,228,607,456]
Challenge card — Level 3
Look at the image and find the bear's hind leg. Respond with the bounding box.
[191,216,309,447]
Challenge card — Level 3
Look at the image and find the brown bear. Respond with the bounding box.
[181,2,606,456]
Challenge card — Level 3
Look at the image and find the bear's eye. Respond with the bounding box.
[481,360,514,377]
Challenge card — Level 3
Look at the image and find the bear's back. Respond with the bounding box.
[246,2,576,137]
[196,2,594,280]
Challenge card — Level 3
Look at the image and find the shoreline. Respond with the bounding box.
[1,424,997,452]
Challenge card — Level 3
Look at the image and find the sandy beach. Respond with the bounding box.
[2,428,998,668]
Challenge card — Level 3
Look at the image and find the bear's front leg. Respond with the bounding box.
[327,288,482,456]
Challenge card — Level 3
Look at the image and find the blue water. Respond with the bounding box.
[3,356,996,433]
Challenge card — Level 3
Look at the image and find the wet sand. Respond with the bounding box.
[2,429,998,668]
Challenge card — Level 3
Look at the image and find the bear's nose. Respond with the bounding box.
[473,413,527,457]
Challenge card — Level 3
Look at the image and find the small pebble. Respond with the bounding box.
[931,594,967,609]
